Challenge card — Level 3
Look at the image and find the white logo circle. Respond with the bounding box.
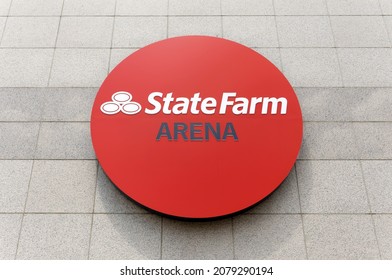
[100,91,142,115]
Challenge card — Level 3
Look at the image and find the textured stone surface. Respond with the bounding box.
[249,168,301,214]
[162,219,233,259]
[281,48,342,87]
[0,123,40,159]
[63,0,116,15]
[0,160,32,212]
[253,48,282,70]
[89,214,161,259]
[338,48,392,87]
[296,88,392,122]
[353,123,392,159]
[56,17,113,48]
[116,0,167,16]
[297,160,369,213]
[326,0,381,15]
[385,17,392,43]
[41,88,97,121]
[109,49,137,71]
[299,122,358,159]
[277,16,334,47]
[0,88,44,121]
[35,122,95,159]
[0,214,22,259]
[49,49,110,87]
[380,0,392,15]
[222,0,274,15]
[0,49,53,87]
[0,0,11,15]
[169,0,220,15]
[274,0,328,15]
[1,17,59,47]
[94,166,147,214]
[9,0,63,15]
[0,17,5,36]
[168,17,222,38]
[362,161,392,213]
[330,16,390,47]
[25,160,97,213]
[17,214,91,259]
[234,215,307,259]
[303,215,380,259]
[373,215,392,259]
[112,17,167,47]
[222,16,278,47]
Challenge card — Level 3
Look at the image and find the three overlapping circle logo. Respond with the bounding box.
[100,91,142,115]
[91,36,303,219]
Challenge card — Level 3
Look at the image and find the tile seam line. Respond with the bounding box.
[2,46,392,49]
[1,212,392,215]
[4,159,392,161]
[219,0,223,38]
[271,0,284,73]
[380,11,392,47]
[2,86,392,88]
[371,214,387,259]
[2,159,392,161]
[294,163,309,259]
[377,0,392,46]
[166,0,169,39]
[107,0,117,74]
[297,159,392,161]
[240,213,392,216]
[231,217,236,259]
[2,15,392,17]
[325,1,345,87]
[0,0,12,44]
[160,216,163,260]
[2,86,392,89]
[46,0,65,86]
[14,119,41,259]
[0,212,158,215]
[358,159,383,259]
[87,161,99,260]
[355,148,372,213]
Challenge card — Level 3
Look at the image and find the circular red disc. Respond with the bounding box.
[91,36,302,219]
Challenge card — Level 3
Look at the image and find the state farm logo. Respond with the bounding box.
[91,36,303,219]
[100,91,288,141]
[100,91,141,115]
[102,91,287,116]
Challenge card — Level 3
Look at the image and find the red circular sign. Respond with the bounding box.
[91,36,302,219]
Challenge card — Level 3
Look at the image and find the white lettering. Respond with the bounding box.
[249,97,263,114]
[219,92,236,114]
[172,97,189,114]
[144,92,163,114]
[190,93,202,114]
[144,92,288,115]
[162,93,174,114]
[201,98,216,114]
[262,97,287,115]
[232,97,249,115]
